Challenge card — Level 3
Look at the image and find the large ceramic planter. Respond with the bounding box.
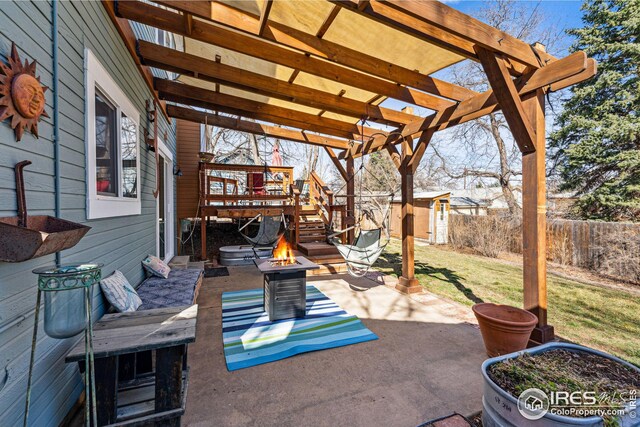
[481,342,640,427]
[472,303,538,357]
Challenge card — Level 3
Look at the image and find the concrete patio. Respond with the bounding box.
[183,267,486,427]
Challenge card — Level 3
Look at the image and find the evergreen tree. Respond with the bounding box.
[550,0,640,221]
[363,151,399,193]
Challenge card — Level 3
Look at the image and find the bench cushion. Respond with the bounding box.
[137,268,203,311]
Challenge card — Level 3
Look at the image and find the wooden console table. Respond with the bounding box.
[66,305,198,426]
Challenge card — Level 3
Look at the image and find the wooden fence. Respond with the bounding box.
[449,215,640,283]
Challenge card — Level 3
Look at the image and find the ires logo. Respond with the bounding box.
[552,391,597,406]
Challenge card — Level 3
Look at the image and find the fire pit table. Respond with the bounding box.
[255,256,319,321]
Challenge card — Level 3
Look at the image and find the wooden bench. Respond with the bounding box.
[66,306,198,426]
[69,265,204,426]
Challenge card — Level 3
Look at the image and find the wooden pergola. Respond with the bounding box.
[104,0,597,343]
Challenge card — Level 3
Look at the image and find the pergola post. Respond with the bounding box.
[522,89,554,343]
[345,156,356,244]
[396,137,422,294]
[477,46,555,343]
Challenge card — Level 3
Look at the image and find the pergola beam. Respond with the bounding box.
[101,0,169,120]
[156,0,476,103]
[115,0,459,111]
[258,0,273,36]
[164,91,362,141]
[340,51,590,159]
[316,5,342,38]
[405,129,435,173]
[476,47,537,154]
[137,41,418,126]
[154,78,384,140]
[167,105,352,151]
[324,147,348,181]
[385,143,401,169]
[331,0,555,74]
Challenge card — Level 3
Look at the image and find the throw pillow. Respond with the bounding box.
[142,254,171,279]
[100,270,142,312]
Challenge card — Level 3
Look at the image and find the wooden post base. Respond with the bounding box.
[529,324,555,345]
[395,277,422,294]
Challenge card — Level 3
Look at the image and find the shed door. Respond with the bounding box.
[435,201,449,244]
[414,202,431,239]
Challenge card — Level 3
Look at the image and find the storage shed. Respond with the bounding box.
[390,192,450,244]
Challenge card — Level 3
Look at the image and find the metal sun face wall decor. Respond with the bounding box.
[0,42,48,141]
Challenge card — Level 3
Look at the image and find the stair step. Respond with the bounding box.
[299,234,326,239]
[299,223,325,229]
[306,254,345,264]
[299,236,326,243]
[300,228,327,238]
[299,230,325,236]
[307,263,348,276]
[297,242,340,256]
[299,225,325,231]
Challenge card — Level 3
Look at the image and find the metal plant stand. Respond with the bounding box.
[24,263,103,427]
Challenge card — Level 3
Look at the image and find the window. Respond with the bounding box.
[156,29,178,80]
[439,201,447,220]
[156,28,174,49]
[85,48,141,219]
[121,113,138,198]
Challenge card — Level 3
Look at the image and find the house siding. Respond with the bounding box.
[0,2,176,425]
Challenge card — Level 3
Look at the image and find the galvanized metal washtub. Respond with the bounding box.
[481,342,640,427]
[0,160,90,262]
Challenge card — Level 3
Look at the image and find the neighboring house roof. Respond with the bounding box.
[450,196,487,208]
[392,191,450,202]
[428,188,521,210]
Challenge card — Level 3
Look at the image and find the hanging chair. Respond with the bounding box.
[329,204,393,277]
[330,228,389,277]
[239,213,287,247]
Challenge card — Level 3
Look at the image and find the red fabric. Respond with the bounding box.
[248,173,265,195]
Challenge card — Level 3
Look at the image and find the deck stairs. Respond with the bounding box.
[295,205,347,276]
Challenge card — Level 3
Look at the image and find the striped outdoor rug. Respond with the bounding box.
[221,285,378,371]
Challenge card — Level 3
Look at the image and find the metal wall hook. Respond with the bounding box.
[14,160,32,228]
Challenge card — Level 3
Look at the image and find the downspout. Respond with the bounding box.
[52,0,61,266]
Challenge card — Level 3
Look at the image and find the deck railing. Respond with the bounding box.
[199,162,295,207]
[309,171,334,225]
[307,172,348,243]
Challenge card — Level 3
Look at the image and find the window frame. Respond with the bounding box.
[85,48,141,220]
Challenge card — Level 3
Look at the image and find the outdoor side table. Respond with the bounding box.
[66,305,198,427]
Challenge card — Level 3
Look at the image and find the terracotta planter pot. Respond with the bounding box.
[472,303,538,357]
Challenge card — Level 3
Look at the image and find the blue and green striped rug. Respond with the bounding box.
[221,285,378,371]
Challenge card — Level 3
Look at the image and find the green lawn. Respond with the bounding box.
[375,240,640,366]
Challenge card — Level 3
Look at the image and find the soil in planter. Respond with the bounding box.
[488,349,640,425]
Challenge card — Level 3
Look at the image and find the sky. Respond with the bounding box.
[451,0,584,32]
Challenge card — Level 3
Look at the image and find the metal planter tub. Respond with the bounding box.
[0,160,90,263]
[481,342,640,427]
[0,216,90,262]
[219,245,272,266]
